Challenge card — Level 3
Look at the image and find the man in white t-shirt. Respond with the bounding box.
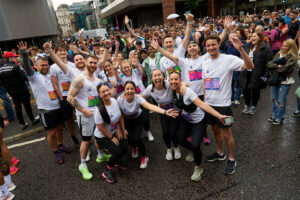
[170,29,183,49]
[202,35,254,175]
[18,41,68,165]
[50,44,80,147]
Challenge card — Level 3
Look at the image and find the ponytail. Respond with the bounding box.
[98,97,111,124]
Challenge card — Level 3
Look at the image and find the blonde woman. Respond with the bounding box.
[266,39,298,124]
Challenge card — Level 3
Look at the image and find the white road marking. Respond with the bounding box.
[8,137,45,149]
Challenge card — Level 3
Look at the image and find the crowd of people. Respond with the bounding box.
[0,7,300,199]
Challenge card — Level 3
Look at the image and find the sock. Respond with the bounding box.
[0,183,9,196]
[97,149,104,158]
[81,159,87,168]
[4,175,12,186]
[71,135,80,145]
[218,152,224,156]
[229,158,235,162]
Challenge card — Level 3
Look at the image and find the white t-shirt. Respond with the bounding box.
[143,81,174,109]
[202,54,244,106]
[142,56,157,71]
[117,95,145,118]
[66,66,84,81]
[50,62,76,96]
[178,53,210,96]
[94,98,122,138]
[176,87,204,123]
[120,69,145,94]
[160,45,187,81]
[27,72,60,110]
[174,36,183,49]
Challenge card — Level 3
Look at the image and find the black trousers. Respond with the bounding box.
[96,137,128,168]
[243,88,260,107]
[158,114,180,149]
[11,89,34,125]
[125,113,146,156]
[178,118,206,166]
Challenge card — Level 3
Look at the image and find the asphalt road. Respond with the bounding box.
[5,84,300,200]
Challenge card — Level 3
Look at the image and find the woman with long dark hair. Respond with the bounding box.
[94,82,128,183]
[240,31,273,115]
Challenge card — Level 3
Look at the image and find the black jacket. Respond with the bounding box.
[0,61,28,96]
[239,42,273,89]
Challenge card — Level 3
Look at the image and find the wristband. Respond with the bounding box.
[45,49,53,52]
[164,110,167,115]
[187,21,194,25]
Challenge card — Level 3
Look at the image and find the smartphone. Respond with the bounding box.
[224,117,234,126]
[185,11,191,15]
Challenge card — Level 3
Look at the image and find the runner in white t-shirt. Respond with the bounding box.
[202,35,254,175]
[50,44,79,147]
[18,41,66,165]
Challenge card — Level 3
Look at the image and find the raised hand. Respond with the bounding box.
[113,61,120,70]
[43,42,52,51]
[231,36,242,51]
[224,16,233,29]
[115,40,120,48]
[131,57,139,67]
[124,15,130,25]
[17,41,28,50]
[104,40,111,48]
[150,39,160,51]
[185,13,194,22]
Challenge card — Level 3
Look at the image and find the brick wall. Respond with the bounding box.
[162,0,176,24]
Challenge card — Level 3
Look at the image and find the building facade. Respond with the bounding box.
[69,1,96,31]
[56,4,72,37]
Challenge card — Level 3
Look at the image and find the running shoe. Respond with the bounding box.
[273,120,282,125]
[146,131,154,142]
[248,106,256,115]
[20,123,29,130]
[102,169,116,183]
[174,147,181,160]
[185,152,194,163]
[78,164,93,180]
[268,117,276,122]
[206,152,226,162]
[225,160,237,175]
[54,151,64,164]
[191,166,203,182]
[31,118,40,126]
[242,105,250,114]
[6,183,16,192]
[203,137,211,145]
[58,144,72,154]
[12,157,19,166]
[131,147,138,158]
[140,156,149,169]
[293,111,300,117]
[114,161,128,170]
[96,154,111,163]
[0,192,14,200]
[166,148,173,160]
[233,100,240,107]
[9,166,18,175]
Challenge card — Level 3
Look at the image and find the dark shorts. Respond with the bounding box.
[206,106,233,129]
[61,96,74,121]
[40,108,64,131]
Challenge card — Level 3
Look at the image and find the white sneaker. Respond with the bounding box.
[185,152,194,163]
[86,150,91,162]
[0,192,14,200]
[166,148,173,160]
[6,183,16,192]
[248,106,256,115]
[131,147,138,158]
[146,131,154,142]
[242,105,250,114]
[191,166,203,182]
[140,156,149,169]
[174,147,181,160]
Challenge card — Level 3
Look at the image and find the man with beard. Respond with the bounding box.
[18,41,67,164]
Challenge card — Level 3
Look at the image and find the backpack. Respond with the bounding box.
[274,28,282,41]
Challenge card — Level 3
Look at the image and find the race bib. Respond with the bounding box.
[48,91,58,101]
[111,121,118,132]
[136,86,141,94]
[159,103,174,110]
[167,65,181,75]
[205,78,220,90]
[181,112,193,121]
[88,96,99,107]
[189,70,202,81]
[61,82,71,91]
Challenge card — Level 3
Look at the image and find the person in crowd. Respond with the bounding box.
[270,19,282,55]
[266,39,298,124]
[0,84,15,122]
[287,10,300,41]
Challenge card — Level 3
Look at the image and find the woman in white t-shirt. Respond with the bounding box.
[118,81,178,169]
[94,82,128,184]
[169,71,229,182]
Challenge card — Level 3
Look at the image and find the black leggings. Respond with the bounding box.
[198,95,207,138]
[124,113,146,157]
[178,118,206,166]
[11,89,34,124]
[158,114,180,148]
[96,137,128,168]
[243,88,260,107]
[142,107,150,131]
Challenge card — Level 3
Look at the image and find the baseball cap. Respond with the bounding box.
[140,49,148,54]
[3,52,18,59]
[136,40,143,45]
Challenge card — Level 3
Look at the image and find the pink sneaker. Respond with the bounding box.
[203,137,211,145]
[10,166,18,175]
[140,156,149,169]
[131,147,138,158]
[12,157,19,166]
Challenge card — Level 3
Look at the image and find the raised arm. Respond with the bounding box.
[78,30,90,52]
[43,42,68,74]
[182,14,194,50]
[113,61,122,82]
[131,57,143,76]
[17,41,34,76]
[150,39,179,65]
[231,36,254,70]
[124,15,139,40]
[98,40,111,69]
[219,16,232,45]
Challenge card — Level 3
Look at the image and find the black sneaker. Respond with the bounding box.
[206,152,226,162]
[293,111,300,117]
[268,117,275,122]
[31,118,40,125]
[102,169,117,183]
[225,160,237,175]
[272,120,282,125]
[54,151,64,164]
[21,122,29,130]
[58,144,72,154]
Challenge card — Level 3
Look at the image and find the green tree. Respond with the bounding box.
[185,0,208,18]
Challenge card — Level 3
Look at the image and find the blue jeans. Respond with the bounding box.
[232,71,241,101]
[270,84,291,122]
[0,86,15,120]
[296,78,300,112]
